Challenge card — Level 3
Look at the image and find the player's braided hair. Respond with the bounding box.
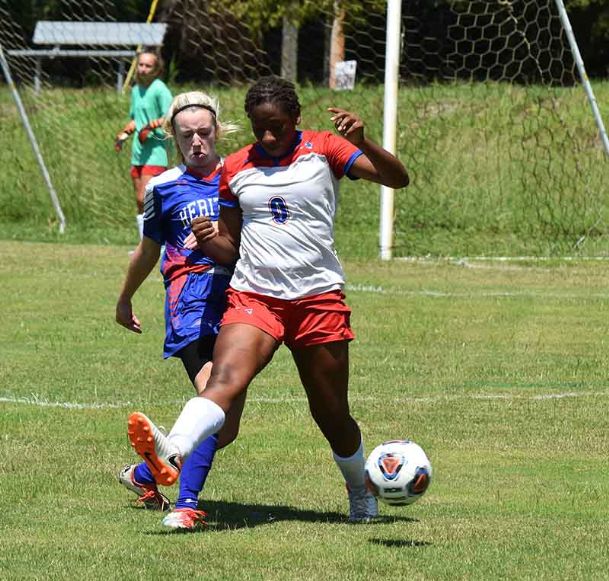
[244,76,301,118]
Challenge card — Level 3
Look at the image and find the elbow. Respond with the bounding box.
[387,161,410,189]
[389,171,409,189]
[397,173,410,189]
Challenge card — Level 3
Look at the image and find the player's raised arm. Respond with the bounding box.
[328,107,409,189]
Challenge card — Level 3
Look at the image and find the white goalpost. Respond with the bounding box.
[379,0,609,260]
[380,0,402,261]
[0,44,66,233]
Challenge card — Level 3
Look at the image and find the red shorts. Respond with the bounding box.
[221,288,355,349]
[130,165,167,179]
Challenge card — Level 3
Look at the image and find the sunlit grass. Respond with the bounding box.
[1,241,608,578]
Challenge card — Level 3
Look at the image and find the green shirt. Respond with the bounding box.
[129,78,173,166]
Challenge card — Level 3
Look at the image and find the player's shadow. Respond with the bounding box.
[145,499,418,535]
[369,538,432,548]
[205,499,344,530]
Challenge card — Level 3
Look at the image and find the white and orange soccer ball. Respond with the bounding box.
[364,440,432,506]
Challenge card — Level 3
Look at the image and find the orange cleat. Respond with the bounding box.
[162,508,208,530]
[127,412,182,486]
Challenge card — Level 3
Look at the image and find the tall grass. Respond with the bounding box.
[0,82,608,257]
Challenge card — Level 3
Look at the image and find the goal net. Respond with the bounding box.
[0,0,606,255]
[394,0,607,257]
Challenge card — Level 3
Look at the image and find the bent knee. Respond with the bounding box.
[217,427,238,449]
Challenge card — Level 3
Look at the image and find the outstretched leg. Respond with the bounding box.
[128,323,279,485]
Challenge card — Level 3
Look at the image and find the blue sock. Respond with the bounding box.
[133,462,155,486]
[175,433,219,510]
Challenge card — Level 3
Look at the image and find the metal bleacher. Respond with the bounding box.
[7,21,167,92]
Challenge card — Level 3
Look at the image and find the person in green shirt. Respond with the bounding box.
[115,49,173,239]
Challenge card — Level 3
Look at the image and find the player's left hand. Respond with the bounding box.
[328,107,365,145]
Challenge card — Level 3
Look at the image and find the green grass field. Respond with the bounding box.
[1,240,608,579]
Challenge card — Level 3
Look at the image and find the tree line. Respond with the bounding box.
[4,0,609,82]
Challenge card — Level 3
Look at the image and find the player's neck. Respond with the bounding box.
[136,75,155,87]
[186,157,221,179]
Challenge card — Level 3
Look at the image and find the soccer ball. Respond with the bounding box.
[365,440,432,506]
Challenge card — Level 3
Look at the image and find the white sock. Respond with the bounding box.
[136,213,144,239]
[333,439,366,490]
[168,397,225,458]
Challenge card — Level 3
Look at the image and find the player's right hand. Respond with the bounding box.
[138,124,152,144]
[114,132,130,152]
[191,216,217,248]
[116,300,142,334]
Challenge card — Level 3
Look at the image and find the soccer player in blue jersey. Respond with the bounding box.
[115,90,243,530]
[114,49,173,240]
[126,76,409,523]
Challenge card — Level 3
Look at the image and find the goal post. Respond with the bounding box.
[379,0,402,261]
[0,44,66,233]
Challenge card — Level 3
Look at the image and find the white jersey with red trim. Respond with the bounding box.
[219,130,362,300]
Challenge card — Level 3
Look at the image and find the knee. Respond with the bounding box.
[309,403,351,432]
[208,360,250,392]
[201,363,250,414]
[217,410,241,449]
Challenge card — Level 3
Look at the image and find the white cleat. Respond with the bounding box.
[162,508,207,531]
[347,486,379,523]
[117,464,170,511]
[127,412,182,486]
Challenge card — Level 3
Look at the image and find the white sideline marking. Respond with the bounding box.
[397,256,609,262]
[0,396,127,410]
[345,283,609,300]
[1,391,607,411]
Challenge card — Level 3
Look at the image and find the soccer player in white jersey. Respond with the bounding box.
[115,91,244,530]
[126,76,409,522]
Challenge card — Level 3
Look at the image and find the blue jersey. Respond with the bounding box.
[143,165,231,358]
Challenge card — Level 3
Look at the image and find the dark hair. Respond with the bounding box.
[244,75,301,118]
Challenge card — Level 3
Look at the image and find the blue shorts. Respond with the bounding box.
[163,268,231,359]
